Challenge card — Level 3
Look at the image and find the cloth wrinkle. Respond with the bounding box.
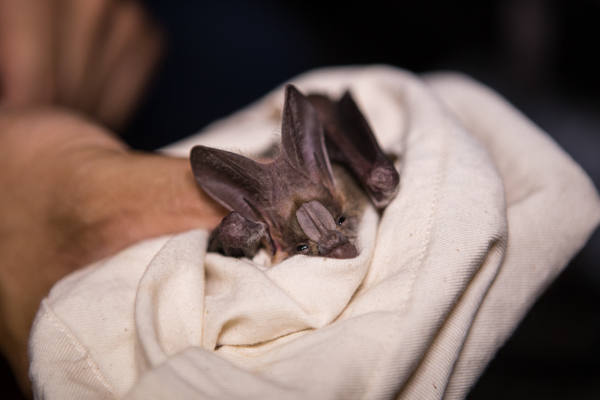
[41,300,121,400]
[28,66,600,400]
[362,85,452,399]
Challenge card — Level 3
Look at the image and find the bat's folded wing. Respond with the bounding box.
[29,66,600,400]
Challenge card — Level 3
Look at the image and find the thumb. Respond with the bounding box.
[85,151,228,257]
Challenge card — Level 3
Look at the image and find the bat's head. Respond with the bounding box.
[272,160,366,261]
[191,84,363,261]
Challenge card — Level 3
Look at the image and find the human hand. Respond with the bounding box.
[0,0,163,130]
[0,107,227,396]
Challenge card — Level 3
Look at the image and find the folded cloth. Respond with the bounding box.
[29,66,600,399]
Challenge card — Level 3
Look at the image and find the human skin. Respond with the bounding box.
[0,0,163,130]
[0,0,229,396]
[0,108,227,396]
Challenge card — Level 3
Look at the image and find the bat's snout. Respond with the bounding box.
[317,229,356,258]
[296,200,359,259]
[322,240,358,259]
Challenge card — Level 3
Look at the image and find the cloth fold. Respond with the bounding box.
[29,66,600,399]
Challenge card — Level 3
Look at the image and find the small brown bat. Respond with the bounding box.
[190,84,399,263]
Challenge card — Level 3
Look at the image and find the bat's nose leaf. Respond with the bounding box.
[325,241,358,259]
[317,230,347,255]
[318,230,358,259]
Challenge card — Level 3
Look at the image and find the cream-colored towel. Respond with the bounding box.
[29,66,600,399]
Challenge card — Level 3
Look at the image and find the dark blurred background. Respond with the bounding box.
[2,0,600,398]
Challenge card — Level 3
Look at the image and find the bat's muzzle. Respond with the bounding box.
[321,240,358,259]
[317,230,357,259]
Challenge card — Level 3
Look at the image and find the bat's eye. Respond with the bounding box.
[337,216,346,226]
[296,244,309,253]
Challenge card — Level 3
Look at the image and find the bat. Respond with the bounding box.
[190,84,399,263]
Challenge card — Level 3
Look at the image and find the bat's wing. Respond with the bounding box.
[309,92,400,209]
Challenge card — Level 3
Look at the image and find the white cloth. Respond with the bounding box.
[29,66,600,399]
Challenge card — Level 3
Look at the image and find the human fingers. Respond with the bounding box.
[0,0,56,106]
[0,0,163,129]
[56,0,164,128]
[54,0,113,106]
[79,0,164,129]
[75,150,227,252]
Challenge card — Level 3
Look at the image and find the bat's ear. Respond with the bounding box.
[308,91,400,208]
[190,146,272,224]
[279,84,336,192]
